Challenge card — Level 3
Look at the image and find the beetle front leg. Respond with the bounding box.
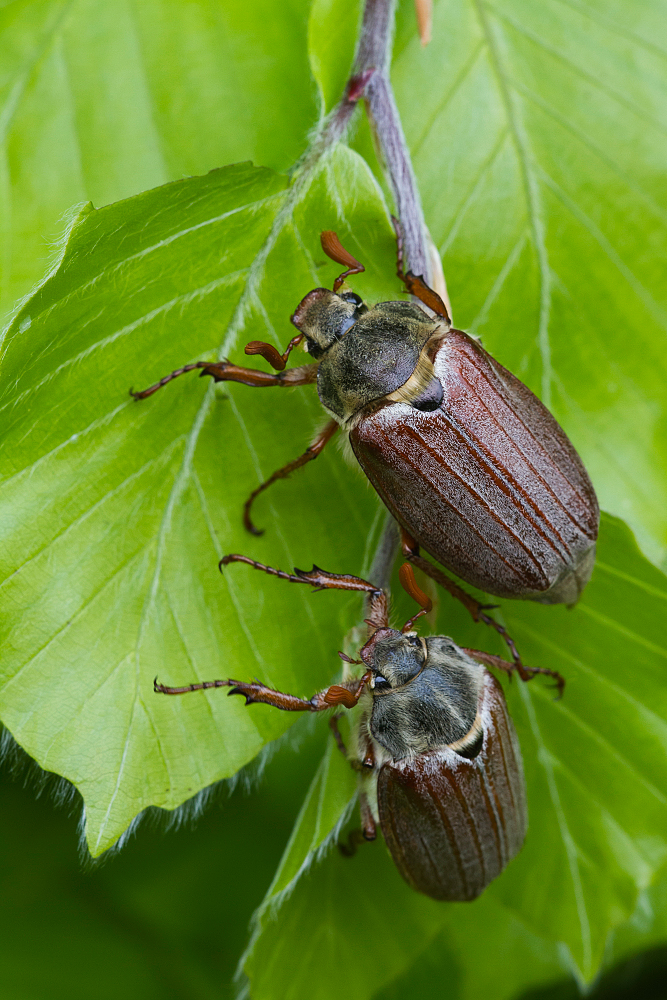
[154,671,372,711]
[400,529,524,669]
[220,553,390,630]
[243,419,339,535]
[131,358,318,399]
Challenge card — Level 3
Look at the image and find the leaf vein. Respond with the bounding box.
[0,433,186,592]
[474,0,553,404]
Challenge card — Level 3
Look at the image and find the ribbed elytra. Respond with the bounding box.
[377,673,526,900]
[351,328,598,603]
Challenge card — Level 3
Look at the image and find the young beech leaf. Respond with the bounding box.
[0,149,395,855]
[0,0,317,324]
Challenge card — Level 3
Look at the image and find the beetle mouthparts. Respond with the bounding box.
[290,288,334,332]
[359,627,396,665]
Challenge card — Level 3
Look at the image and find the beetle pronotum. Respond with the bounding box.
[133,222,599,667]
[155,558,547,901]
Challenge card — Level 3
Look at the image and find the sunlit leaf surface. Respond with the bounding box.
[0,0,316,321]
[0,149,394,852]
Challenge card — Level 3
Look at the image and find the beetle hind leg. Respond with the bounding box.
[462,649,565,698]
[338,794,378,856]
[400,532,526,670]
[338,830,367,856]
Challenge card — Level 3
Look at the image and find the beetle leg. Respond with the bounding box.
[337,717,377,773]
[242,419,339,535]
[393,214,406,278]
[329,714,349,757]
[391,215,451,322]
[400,530,525,669]
[154,671,372,711]
[462,649,566,699]
[409,551,524,668]
[220,553,390,629]
[220,553,380,593]
[360,792,378,840]
[338,829,367,856]
[154,675,316,709]
[130,359,318,399]
[339,790,377,855]
[358,731,376,771]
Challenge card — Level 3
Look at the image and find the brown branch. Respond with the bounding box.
[353,0,430,279]
[294,0,434,613]
[351,0,432,593]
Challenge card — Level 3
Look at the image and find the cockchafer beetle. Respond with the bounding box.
[132,221,599,667]
[155,555,551,901]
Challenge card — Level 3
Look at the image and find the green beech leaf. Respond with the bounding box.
[245,841,566,1000]
[241,730,358,971]
[243,838,449,1000]
[0,0,316,322]
[0,147,397,854]
[308,0,363,113]
[242,515,667,989]
[3,2,667,996]
[384,861,667,1000]
[388,0,667,567]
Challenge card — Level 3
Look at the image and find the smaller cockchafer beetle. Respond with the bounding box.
[133,222,599,667]
[155,556,561,901]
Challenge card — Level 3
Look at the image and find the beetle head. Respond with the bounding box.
[290,288,368,359]
[360,627,426,691]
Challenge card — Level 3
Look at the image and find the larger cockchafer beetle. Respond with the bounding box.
[133,222,599,662]
[155,555,545,901]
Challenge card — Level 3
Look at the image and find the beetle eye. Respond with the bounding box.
[405,633,421,647]
[373,673,391,690]
[340,291,368,319]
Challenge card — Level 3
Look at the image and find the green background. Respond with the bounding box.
[1,1,667,997]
